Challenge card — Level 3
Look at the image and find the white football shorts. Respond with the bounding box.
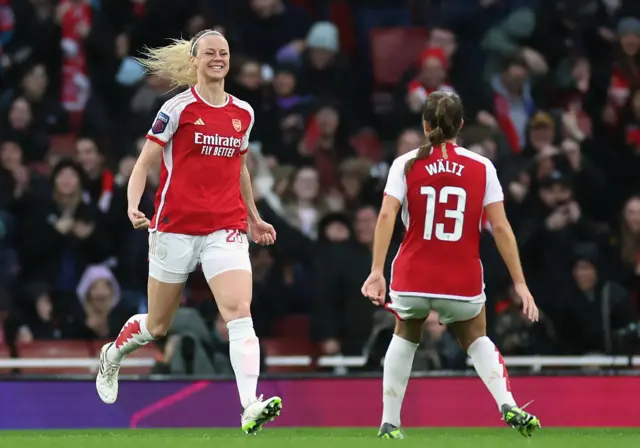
[148,229,251,284]
[387,293,485,324]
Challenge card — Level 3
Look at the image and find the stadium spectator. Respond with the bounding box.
[17,160,112,296]
[491,57,535,153]
[262,64,312,165]
[297,22,355,116]
[406,48,455,114]
[299,102,356,190]
[67,264,130,340]
[337,157,375,211]
[555,244,634,354]
[19,282,63,340]
[1,62,69,134]
[613,195,640,298]
[517,170,598,311]
[413,312,467,370]
[494,285,559,355]
[393,128,423,159]
[75,137,114,212]
[605,17,640,127]
[522,111,556,158]
[280,165,337,239]
[312,204,394,356]
[2,96,49,162]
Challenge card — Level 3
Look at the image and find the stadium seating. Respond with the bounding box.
[371,27,429,87]
[16,341,93,375]
[263,337,318,373]
[271,314,311,338]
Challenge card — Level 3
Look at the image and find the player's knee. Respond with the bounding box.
[394,318,423,344]
[456,329,486,352]
[147,321,171,339]
[218,300,252,323]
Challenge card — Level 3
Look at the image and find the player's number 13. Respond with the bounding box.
[420,186,467,242]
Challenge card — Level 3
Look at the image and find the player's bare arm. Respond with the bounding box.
[362,195,401,305]
[126,139,163,230]
[240,154,276,245]
[484,201,539,322]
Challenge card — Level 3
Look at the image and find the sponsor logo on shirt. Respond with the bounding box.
[195,132,242,157]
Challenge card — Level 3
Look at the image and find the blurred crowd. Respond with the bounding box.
[2,0,640,373]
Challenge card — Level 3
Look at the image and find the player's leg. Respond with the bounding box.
[441,300,540,437]
[201,230,281,434]
[378,295,430,438]
[96,232,193,404]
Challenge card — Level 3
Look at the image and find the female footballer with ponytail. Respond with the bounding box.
[362,91,541,439]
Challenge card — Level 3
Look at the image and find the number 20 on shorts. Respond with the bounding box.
[421,186,467,242]
[225,229,246,244]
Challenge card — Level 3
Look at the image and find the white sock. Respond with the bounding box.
[227,317,260,409]
[381,335,418,427]
[106,314,154,363]
[467,336,516,410]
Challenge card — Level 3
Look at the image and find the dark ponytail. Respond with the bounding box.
[405,92,463,175]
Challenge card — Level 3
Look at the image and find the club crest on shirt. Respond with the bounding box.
[232,118,242,132]
[152,112,170,134]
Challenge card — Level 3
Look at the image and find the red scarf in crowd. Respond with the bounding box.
[97,169,115,212]
[60,0,92,111]
[609,65,636,109]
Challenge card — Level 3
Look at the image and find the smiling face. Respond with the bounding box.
[192,33,230,83]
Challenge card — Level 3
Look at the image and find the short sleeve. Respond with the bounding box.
[384,158,407,202]
[146,103,180,147]
[240,106,255,154]
[483,161,504,206]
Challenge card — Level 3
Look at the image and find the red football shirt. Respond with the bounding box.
[145,87,254,235]
[385,143,504,300]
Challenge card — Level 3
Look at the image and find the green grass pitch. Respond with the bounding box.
[2,428,639,448]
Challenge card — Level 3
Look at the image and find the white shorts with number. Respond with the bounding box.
[387,293,485,324]
[148,229,251,284]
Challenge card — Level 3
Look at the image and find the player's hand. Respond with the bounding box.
[361,271,386,306]
[249,219,276,245]
[128,208,150,230]
[514,282,539,322]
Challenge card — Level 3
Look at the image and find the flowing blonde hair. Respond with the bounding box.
[136,29,225,89]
